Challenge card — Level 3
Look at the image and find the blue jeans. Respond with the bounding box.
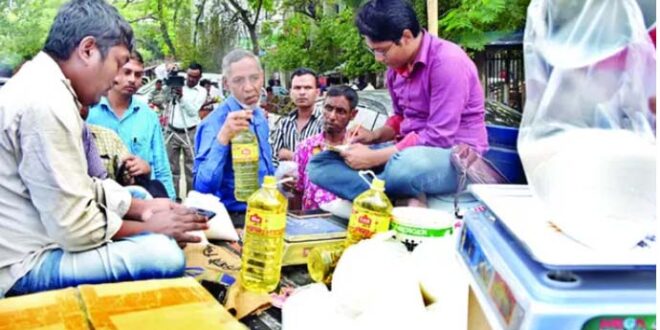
[308,145,458,201]
[7,233,185,296]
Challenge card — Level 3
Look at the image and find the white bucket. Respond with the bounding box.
[391,207,455,251]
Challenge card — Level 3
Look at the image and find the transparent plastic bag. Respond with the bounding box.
[519,0,656,250]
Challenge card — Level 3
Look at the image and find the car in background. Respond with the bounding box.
[307,89,393,132]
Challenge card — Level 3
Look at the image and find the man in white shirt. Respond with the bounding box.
[0,0,207,297]
[167,62,207,199]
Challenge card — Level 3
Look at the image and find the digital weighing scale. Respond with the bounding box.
[457,185,656,330]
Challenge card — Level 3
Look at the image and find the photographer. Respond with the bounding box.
[167,62,206,199]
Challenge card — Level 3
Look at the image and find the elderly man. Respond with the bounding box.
[193,49,274,213]
[270,68,323,167]
[0,0,207,297]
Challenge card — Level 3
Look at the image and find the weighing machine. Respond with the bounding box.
[458,185,656,330]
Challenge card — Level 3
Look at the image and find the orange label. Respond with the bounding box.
[347,208,391,240]
[232,143,259,163]
[244,210,286,238]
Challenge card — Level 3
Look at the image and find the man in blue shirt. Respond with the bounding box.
[194,49,274,212]
[87,51,176,199]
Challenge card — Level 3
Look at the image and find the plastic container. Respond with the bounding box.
[240,176,287,293]
[391,207,455,251]
[232,128,259,201]
[484,124,526,184]
[345,177,393,248]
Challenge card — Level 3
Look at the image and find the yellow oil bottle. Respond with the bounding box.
[345,178,393,248]
[232,129,259,201]
[240,176,287,293]
[307,243,344,285]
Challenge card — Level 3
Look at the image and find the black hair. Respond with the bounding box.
[355,0,421,43]
[43,0,134,61]
[155,79,162,84]
[266,86,273,93]
[130,50,143,65]
[326,85,359,110]
[290,67,319,87]
[199,79,211,87]
[188,62,203,73]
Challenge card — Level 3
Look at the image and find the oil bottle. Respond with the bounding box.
[240,176,287,293]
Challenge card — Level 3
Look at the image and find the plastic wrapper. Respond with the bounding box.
[184,191,239,241]
[519,0,656,250]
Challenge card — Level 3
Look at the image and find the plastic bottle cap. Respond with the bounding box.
[263,175,277,188]
[371,178,385,191]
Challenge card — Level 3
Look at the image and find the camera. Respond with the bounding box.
[165,69,185,88]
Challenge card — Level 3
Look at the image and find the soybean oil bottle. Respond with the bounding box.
[345,177,393,248]
[240,176,287,293]
[232,127,259,201]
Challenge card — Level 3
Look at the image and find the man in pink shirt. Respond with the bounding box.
[308,0,488,203]
[291,86,358,210]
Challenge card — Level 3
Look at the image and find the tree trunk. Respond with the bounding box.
[193,0,208,48]
[249,25,259,55]
[157,0,176,57]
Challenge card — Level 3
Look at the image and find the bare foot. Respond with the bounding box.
[406,194,428,208]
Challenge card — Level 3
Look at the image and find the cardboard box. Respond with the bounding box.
[0,288,88,330]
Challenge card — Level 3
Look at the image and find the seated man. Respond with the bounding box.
[288,86,358,210]
[0,0,207,297]
[87,50,176,199]
[193,49,274,213]
[308,0,488,205]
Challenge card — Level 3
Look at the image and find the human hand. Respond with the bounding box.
[340,143,378,170]
[122,155,151,177]
[277,148,294,161]
[217,109,253,145]
[282,174,298,192]
[172,86,182,97]
[348,126,374,144]
[139,198,183,221]
[144,207,209,248]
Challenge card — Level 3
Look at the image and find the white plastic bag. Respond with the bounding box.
[519,0,656,250]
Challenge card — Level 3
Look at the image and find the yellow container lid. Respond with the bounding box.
[263,175,277,188]
[371,178,385,191]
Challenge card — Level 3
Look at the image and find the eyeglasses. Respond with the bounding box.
[365,42,396,57]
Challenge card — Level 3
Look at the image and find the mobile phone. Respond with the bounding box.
[287,209,332,219]
[193,208,216,219]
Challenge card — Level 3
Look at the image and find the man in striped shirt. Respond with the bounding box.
[270,68,323,167]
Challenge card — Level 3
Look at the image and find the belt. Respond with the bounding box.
[169,125,196,133]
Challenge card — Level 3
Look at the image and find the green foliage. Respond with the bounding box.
[0,0,63,67]
[438,0,530,50]
[263,8,383,79]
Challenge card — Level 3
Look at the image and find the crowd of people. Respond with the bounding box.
[0,0,488,297]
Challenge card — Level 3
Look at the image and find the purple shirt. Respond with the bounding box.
[82,124,108,179]
[386,31,488,154]
[294,133,337,210]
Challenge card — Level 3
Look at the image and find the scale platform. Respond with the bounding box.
[457,185,656,330]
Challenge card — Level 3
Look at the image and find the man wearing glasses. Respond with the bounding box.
[308,0,488,206]
[193,49,274,214]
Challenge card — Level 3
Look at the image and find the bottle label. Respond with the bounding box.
[232,143,259,163]
[347,208,391,240]
[244,210,286,237]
